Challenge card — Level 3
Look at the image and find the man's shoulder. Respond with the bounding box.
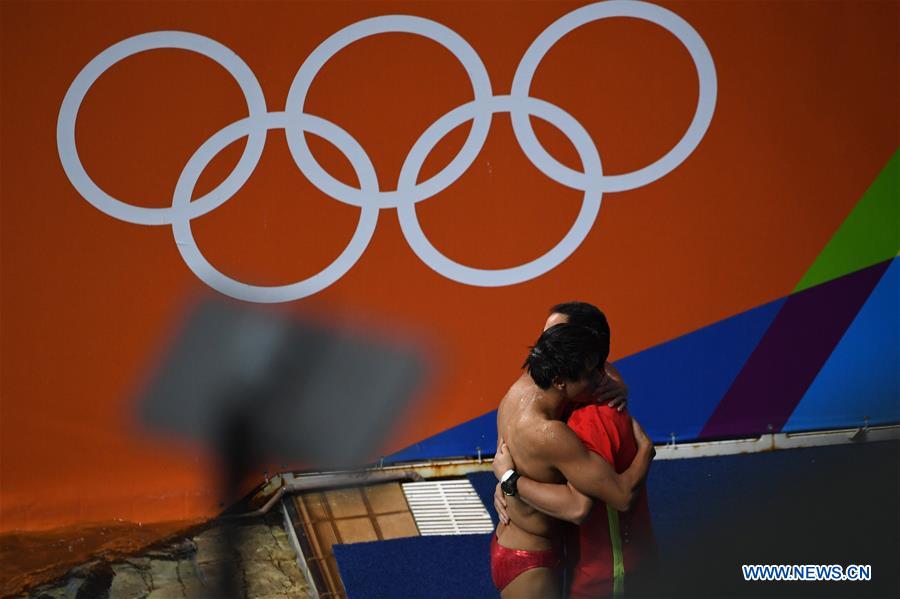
[567,405,636,462]
[518,418,578,454]
[569,404,630,428]
[499,375,537,405]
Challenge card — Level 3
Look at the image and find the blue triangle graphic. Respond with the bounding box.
[387,410,497,463]
[618,298,785,443]
[783,257,900,432]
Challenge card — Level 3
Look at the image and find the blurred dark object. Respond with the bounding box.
[139,299,427,598]
[140,298,426,469]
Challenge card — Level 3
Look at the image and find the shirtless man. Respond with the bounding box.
[491,323,654,598]
[495,302,658,598]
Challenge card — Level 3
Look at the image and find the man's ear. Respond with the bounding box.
[552,376,565,391]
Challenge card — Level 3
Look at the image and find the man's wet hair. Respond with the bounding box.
[549,301,610,360]
[524,323,603,390]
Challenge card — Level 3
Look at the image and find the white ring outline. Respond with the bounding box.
[285,15,493,209]
[171,111,379,303]
[397,95,603,287]
[56,31,269,225]
[510,0,717,193]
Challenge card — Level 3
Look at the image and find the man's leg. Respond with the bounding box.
[501,567,561,599]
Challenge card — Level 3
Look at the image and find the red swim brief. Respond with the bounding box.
[490,534,562,592]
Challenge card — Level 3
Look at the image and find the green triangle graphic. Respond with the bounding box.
[795,150,900,293]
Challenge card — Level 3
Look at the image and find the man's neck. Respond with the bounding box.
[521,373,568,420]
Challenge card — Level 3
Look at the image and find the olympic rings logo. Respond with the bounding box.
[57,0,716,303]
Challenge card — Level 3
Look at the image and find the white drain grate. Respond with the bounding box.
[402,479,494,536]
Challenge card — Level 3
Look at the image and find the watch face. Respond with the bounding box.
[501,473,518,496]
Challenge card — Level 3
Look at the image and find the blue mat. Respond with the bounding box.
[334,472,500,599]
[334,533,498,599]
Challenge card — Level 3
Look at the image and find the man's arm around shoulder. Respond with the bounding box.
[537,418,654,512]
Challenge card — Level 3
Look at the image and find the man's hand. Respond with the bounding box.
[492,441,515,479]
[594,375,628,411]
[494,483,510,525]
[631,417,656,460]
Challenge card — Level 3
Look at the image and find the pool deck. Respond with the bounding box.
[9,438,900,599]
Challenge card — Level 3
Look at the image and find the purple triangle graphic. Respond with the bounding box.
[699,260,891,439]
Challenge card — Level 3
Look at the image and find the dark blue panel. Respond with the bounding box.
[334,533,499,599]
[644,441,899,598]
[387,410,497,463]
[468,471,501,527]
[784,258,900,432]
[617,298,785,443]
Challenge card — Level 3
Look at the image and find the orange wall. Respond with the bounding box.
[1,0,896,531]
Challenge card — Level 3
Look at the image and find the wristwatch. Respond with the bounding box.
[500,469,521,497]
